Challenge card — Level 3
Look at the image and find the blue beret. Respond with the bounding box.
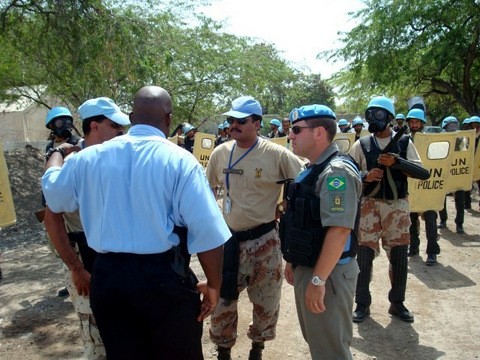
[289,104,336,124]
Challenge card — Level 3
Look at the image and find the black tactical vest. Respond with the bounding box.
[360,135,410,199]
[279,152,359,267]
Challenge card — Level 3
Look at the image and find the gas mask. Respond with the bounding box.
[50,116,73,138]
[365,107,390,133]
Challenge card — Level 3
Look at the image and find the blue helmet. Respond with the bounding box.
[218,123,224,130]
[45,106,72,128]
[462,117,471,125]
[352,117,363,126]
[441,116,458,129]
[182,123,195,134]
[395,113,406,120]
[270,119,281,127]
[366,96,395,117]
[406,109,426,123]
[469,115,480,124]
[338,119,349,126]
[223,120,230,129]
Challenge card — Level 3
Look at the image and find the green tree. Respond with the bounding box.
[330,0,480,116]
[0,0,337,132]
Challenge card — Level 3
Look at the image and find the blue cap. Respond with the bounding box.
[469,116,480,124]
[338,119,349,126]
[406,109,426,123]
[289,104,336,124]
[78,97,130,125]
[396,113,406,120]
[222,96,262,118]
[270,119,281,127]
[45,107,73,127]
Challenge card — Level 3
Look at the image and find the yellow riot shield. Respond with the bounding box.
[333,132,356,153]
[472,138,480,181]
[408,133,452,212]
[269,136,288,148]
[444,130,475,192]
[360,129,370,139]
[193,132,216,169]
[168,134,185,145]
[0,141,16,227]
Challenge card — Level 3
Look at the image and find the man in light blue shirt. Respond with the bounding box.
[42,86,230,360]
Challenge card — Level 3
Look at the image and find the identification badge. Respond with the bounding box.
[224,196,232,214]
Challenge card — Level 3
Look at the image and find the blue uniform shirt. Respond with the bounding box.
[42,124,230,254]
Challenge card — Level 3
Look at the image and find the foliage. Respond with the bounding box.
[330,0,480,116]
[0,0,335,132]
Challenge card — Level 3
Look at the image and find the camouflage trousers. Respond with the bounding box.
[209,228,283,349]
[64,247,106,360]
[359,197,411,258]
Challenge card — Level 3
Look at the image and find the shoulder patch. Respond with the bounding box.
[327,176,346,191]
[329,193,345,212]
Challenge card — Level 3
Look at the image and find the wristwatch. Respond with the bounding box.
[310,275,326,286]
[46,147,66,161]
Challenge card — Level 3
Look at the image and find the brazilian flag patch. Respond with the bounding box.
[329,193,345,212]
[327,176,346,191]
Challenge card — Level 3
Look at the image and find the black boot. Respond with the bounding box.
[248,342,264,360]
[353,246,374,322]
[388,245,414,322]
[217,346,231,360]
[409,212,420,255]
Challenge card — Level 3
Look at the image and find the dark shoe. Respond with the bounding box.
[426,254,437,266]
[456,226,465,234]
[388,302,414,322]
[217,346,232,360]
[437,222,447,229]
[407,247,419,257]
[57,287,69,297]
[248,342,264,360]
[353,305,370,323]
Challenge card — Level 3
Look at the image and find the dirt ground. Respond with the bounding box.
[1,145,480,359]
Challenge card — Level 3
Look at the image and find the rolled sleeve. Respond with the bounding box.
[41,165,79,213]
[176,162,231,254]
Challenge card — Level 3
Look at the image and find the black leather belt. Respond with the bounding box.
[230,220,276,242]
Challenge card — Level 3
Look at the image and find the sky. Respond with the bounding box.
[199,0,366,78]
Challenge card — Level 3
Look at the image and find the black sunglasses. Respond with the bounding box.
[226,116,251,125]
[290,125,316,135]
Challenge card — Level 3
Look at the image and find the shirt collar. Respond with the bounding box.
[128,124,166,138]
[313,143,339,165]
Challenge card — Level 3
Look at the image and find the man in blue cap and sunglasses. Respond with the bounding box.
[206,96,303,360]
[281,104,362,359]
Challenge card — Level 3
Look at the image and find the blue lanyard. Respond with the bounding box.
[226,139,258,195]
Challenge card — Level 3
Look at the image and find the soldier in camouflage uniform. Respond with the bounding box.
[44,98,129,359]
[206,96,304,360]
[349,96,428,324]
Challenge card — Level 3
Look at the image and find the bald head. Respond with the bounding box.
[131,86,172,133]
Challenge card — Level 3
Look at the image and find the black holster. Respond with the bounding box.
[220,236,240,300]
[171,226,198,286]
